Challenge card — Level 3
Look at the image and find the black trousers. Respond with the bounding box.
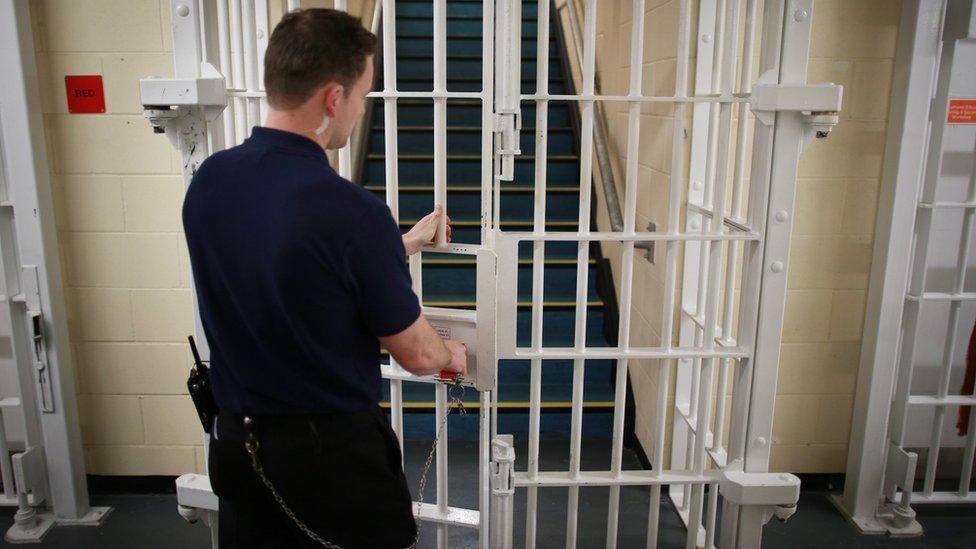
[208,406,417,548]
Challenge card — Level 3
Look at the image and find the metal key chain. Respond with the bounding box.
[244,376,468,549]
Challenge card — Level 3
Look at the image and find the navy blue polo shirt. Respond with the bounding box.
[182,126,420,415]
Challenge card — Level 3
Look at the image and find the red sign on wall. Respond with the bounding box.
[65,75,105,114]
[947,99,976,124]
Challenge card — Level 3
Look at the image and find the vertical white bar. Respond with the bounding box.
[391,379,404,458]
[480,390,492,548]
[434,0,448,246]
[229,0,248,140]
[435,383,448,548]
[242,0,261,129]
[839,0,944,525]
[334,0,352,178]
[606,1,644,547]
[0,409,13,499]
[382,0,400,218]
[703,1,747,545]
[526,0,550,546]
[215,0,236,147]
[287,0,299,12]
[481,0,496,246]
[959,139,976,498]
[649,0,691,543]
[671,0,716,511]
[566,1,597,547]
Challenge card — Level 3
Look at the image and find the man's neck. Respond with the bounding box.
[264,108,332,151]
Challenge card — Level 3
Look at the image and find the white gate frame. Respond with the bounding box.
[149,1,841,547]
[0,0,112,543]
[836,0,976,536]
[494,0,839,547]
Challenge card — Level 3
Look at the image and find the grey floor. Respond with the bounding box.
[2,439,975,548]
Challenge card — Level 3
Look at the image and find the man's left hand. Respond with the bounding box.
[403,204,452,256]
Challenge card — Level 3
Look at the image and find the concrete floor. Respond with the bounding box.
[2,439,974,548]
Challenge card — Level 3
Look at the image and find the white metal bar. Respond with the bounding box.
[0,405,13,500]
[960,405,976,497]
[566,0,597,544]
[906,292,976,301]
[382,0,399,218]
[520,93,751,104]
[606,1,644,546]
[894,490,976,504]
[495,231,759,242]
[413,502,480,529]
[435,383,448,548]
[507,347,750,360]
[909,395,976,406]
[286,0,299,12]
[480,390,491,548]
[515,470,720,487]
[334,0,351,178]
[229,0,248,140]
[838,0,946,528]
[0,0,95,519]
[649,0,692,542]
[480,0,496,248]
[433,0,447,246]
[215,0,236,146]
[525,0,551,545]
[241,0,260,129]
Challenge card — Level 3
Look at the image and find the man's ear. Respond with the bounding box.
[323,83,345,117]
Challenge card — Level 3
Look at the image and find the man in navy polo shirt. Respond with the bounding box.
[182,8,466,548]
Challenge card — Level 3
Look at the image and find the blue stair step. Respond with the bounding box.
[396,1,539,18]
[392,58,561,80]
[375,100,572,127]
[364,154,579,185]
[380,77,568,94]
[374,186,579,221]
[396,17,544,38]
[368,126,573,156]
[394,37,557,57]
[421,263,599,303]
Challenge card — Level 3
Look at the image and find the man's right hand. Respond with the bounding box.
[443,339,468,376]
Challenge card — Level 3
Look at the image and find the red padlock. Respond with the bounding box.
[439,370,458,381]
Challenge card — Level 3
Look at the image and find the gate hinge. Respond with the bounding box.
[490,435,515,496]
[493,111,522,181]
[750,70,843,146]
[719,469,800,524]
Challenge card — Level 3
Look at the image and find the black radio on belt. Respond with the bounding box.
[187,335,219,435]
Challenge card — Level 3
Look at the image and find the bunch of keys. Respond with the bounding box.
[438,370,467,416]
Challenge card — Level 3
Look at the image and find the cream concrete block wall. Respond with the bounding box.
[587,0,901,473]
[29,0,360,476]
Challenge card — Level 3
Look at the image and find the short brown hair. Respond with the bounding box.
[264,8,377,109]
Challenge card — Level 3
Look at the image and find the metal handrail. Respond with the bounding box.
[558,0,654,259]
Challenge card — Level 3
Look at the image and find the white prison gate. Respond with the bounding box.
[837,0,976,537]
[142,0,842,547]
[0,0,113,543]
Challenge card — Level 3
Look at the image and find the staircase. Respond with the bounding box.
[369,0,615,440]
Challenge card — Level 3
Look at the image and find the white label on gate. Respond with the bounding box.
[432,324,451,340]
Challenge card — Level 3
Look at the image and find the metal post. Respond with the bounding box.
[0,0,109,527]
